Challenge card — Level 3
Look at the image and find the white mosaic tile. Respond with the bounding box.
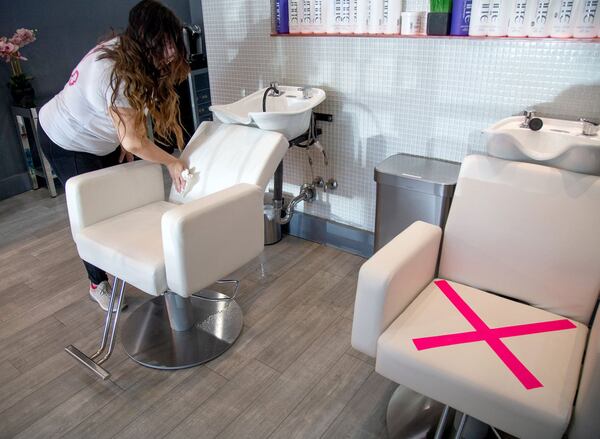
[202,0,600,232]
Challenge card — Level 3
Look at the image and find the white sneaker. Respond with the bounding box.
[89,281,127,312]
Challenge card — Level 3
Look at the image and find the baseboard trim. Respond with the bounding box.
[287,212,374,258]
[0,173,32,200]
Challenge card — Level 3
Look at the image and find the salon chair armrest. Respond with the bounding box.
[162,183,264,297]
[66,161,165,236]
[569,309,600,439]
[351,221,442,358]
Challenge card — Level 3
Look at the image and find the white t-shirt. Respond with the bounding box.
[40,38,131,156]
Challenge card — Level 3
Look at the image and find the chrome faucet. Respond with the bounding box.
[263,82,282,112]
[520,109,536,128]
[268,82,282,97]
[298,86,312,99]
[580,119,599,136]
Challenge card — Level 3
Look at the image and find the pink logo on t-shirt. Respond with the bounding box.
[68,69,79,86]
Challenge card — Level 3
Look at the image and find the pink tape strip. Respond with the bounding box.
[411,280,576,390]
[414,318,576,350]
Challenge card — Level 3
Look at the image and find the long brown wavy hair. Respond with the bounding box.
[98,0,190,149]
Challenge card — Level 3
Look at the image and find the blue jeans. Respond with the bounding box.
[39,128,121,285]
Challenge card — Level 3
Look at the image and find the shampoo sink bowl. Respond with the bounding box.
[210,86,326,140]
[484,116,600,175]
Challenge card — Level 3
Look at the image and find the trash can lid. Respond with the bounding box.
[374,153,461,196]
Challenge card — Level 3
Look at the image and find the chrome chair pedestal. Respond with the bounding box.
[65,277,126,380]
[386,385,448,439]
[121,287,243,370]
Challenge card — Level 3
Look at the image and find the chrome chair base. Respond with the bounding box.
[386,385,501,439]
[386,385,448,439]
[121,290,243,370]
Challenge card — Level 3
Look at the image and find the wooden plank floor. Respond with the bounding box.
[0,188,395,439]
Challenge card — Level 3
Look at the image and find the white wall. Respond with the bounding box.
[201,0,600,232]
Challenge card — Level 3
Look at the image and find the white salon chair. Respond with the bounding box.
[64,121,288,379]
[352,155,600,439]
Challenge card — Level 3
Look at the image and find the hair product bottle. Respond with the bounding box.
[572,0,599,37]
[527,0,552,37]
[356,0,370,33]
[384,0,403,34]
[300,0,314,33]
[289,0,302,33]
[327,0,342,33]
[276,0,290,34]
[339,0,356,33]
[369,0,384,33]
[313,0,327,33]
[549,0,577,37]
[469,1,490,35]
[486,1,510,36]
[507,0,530,36]
[450,0,473,35]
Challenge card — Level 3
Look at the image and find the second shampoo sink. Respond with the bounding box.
[484,116,600,176]
[210,85,326,140]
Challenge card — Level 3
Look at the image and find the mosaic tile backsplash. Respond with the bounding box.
[202,0,600,232]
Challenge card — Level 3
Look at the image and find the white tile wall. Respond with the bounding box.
[202,0,600,232]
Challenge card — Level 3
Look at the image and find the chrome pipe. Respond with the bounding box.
[454,412,468,439]
[433,405,453,439]
[97,279,126,364]
[164,292,195,332]
[490,426,503,439]
[66,277,126,379]
[277,184,315,225]
[90,278,119,360]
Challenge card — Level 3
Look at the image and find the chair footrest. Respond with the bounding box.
[65,345,111,380]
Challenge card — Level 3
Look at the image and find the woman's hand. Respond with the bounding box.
[118,146,135,163]
[167,158,187,193]
[110,107,188,193]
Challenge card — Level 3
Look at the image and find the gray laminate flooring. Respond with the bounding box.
[0,187,394,439]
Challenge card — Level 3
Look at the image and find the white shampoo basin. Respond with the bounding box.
[210,86,326,140]
[484,116,600,175]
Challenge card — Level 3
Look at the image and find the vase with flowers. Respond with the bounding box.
[1,28,37,108]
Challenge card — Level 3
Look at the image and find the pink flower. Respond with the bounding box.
[10,34,23,46]
[0,41,17,55]
[12,28,36,47]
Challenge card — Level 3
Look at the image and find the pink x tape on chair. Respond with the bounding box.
[352,155,600,439]
[64,122,288,379]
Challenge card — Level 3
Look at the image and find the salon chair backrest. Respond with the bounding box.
[439,155,600,325]
[168,122,288,204]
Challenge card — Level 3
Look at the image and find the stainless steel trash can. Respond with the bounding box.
[374,153,461,251]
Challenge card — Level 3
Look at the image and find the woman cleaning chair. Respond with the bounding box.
[39,0,189,312]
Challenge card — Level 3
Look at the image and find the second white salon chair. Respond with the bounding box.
[65,121,288,378]
[352,155,600,439]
